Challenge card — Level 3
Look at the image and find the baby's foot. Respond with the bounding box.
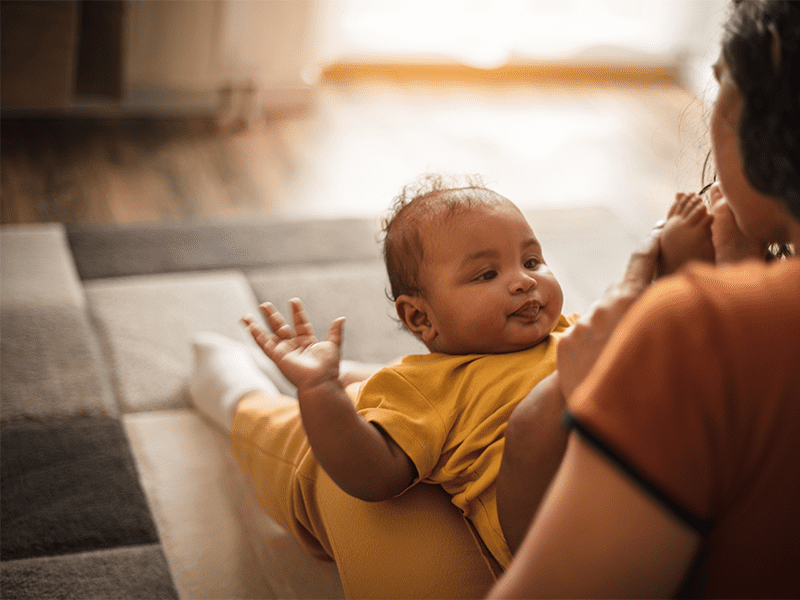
[707,183,764,264]
[189,332,280,431]
[658,192,715,276]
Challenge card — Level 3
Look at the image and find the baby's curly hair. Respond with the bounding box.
[381,174,503,301]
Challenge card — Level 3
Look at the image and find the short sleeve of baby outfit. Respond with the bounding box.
[355,366,452,484]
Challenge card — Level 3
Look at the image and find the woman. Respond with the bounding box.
[491,0,799,597]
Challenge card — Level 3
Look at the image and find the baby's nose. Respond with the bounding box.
[510,272,536,293]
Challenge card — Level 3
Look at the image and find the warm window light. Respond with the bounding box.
[313,0,728,100]
[316,0,699,69]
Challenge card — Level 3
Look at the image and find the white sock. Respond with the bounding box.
[189,332,281,430]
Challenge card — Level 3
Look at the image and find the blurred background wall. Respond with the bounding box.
[2,0,728,118]
[314,0,727,98]
[0,0,731,230]
[1,0,315,117]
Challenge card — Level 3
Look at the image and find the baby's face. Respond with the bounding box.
[420,201,563,354]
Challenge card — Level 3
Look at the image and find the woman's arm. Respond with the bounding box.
[492,226,703,598]
[498,227,662,552]
[243,299,416,501]
[496,371,569,554]
[490,434,699,599]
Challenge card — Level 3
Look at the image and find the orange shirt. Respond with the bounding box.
[566,258,800,598]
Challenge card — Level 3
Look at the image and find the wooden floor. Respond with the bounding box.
[1,77,710,236]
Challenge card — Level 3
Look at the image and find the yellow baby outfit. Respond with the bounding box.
[354,313,577,568]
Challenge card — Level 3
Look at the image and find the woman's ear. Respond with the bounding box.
[395,295,437,343]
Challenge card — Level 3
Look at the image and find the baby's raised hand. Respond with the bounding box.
[242,298,346,392]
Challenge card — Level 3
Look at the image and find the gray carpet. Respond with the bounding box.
[3,209,639,599]
[1,417,159,561]
[1,217,390,600]
[0,417,177,599]
[1,545,177,600]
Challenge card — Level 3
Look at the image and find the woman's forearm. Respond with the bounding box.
[298,380,416,502]
[496,371,569,554]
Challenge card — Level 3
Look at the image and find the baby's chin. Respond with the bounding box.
[493,322,563,353]
[457,334,553,355]
[496,336,550,354]
[429,320,559,355]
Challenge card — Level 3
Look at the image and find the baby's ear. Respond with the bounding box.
[395,295,436,343]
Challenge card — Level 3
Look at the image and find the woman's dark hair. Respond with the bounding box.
[721,0,800,221]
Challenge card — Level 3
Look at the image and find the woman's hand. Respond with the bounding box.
[557,227,660,399]
[242,298,345,392]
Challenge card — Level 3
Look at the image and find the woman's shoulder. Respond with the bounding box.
[646,258,799,318]
[685,256,800,290]
[616,258,800,369]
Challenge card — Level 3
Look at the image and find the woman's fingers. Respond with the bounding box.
[622,226,661,291]
[557,292,633,399]
[668,192,688,219]
[707,182,725,207]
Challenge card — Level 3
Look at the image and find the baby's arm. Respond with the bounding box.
[242,299,416,502]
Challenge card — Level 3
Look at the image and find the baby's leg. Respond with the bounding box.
[188,332,337,560]
[657,192,715,276]
[232,390,335,560]
[707,183,764,264]
[188,332,280,431]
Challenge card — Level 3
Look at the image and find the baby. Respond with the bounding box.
[242,175,578,568]
[189,174,721,570]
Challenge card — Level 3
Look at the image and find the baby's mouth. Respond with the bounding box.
[511,301,542,321]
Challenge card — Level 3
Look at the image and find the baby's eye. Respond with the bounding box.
[476,270,497,281]
[524,258,540,269]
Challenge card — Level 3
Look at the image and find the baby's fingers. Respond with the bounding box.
[260,302,294,340]
[326,317,346,349]
[241,315,278,355]
[289,298,316,340]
